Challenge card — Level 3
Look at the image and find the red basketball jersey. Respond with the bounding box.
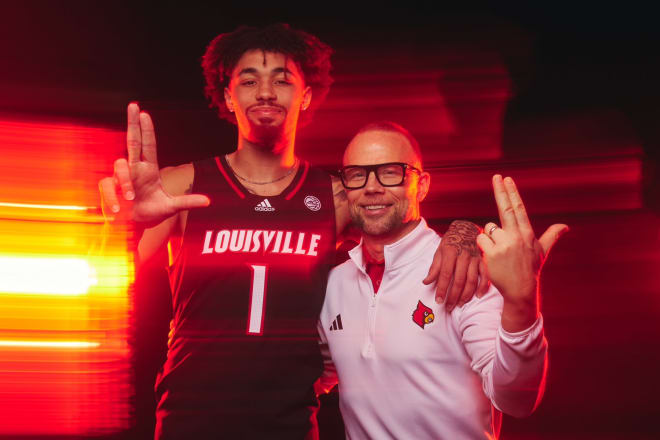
[155,156,336,439]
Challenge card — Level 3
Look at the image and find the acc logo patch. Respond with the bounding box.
[304,195,321,211]
[412,300,435,329]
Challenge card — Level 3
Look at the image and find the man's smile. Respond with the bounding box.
[360,203,393,216]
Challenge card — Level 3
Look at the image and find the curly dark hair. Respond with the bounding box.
[202,23,333,127]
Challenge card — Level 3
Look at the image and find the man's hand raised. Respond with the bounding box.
[99,103,210,226]
[477,175,568,332]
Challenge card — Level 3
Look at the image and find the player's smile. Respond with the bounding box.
[248,105,285,122]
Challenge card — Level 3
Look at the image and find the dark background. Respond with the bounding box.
[1,2,659,439]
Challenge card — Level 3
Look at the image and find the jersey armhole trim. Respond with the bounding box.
[284,160,310,200]
[215,156,246,199]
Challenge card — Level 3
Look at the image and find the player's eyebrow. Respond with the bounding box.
[271,67,293,75]
[237,67,258,76]
[237,67,294,76]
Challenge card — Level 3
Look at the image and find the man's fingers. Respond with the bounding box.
[169,194,211,213]
[139,111,159,164]
[492,174,517,231]
[476,259,490,297]
[484,222,499,240]
[476,233,494,253]
[432,251,456,304]
[538,223,569,256]
[457,258,479,307]
[126,102,142,164]
[423,245,444,286]
[99,176,120,215]
[484,222,508,244]
[503,177,534,242]
[114,158,135,201]
[444,254,469,312]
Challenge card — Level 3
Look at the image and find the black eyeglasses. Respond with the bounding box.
[338,162,421,189]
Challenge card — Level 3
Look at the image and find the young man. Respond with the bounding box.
[99,25,486,439]
[318,122,568,439]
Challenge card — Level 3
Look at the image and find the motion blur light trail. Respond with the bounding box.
[0,255,97,295]
[0,118,133,436]
[0,341,100,348]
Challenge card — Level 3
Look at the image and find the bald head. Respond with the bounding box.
[343,121,423,169]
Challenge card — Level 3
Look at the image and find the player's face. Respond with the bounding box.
[224,50,311,144]
[343,130,430,243]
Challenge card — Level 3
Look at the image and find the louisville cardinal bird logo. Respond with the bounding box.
[412,300,435,329]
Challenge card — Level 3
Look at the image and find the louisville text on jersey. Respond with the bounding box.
[201,229,323,256]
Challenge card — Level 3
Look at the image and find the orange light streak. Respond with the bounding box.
[0,201,91,210]
[0,201,103,223]
[0,340,100,348]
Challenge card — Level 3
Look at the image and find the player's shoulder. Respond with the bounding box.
[160,163,194,196]
[299,159,332,179]
[299,161,337,204]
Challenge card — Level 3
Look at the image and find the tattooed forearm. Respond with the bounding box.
[444,220,481,257]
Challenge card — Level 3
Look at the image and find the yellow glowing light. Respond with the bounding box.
[0,256,97,295]
[0,340,100,348]
[0,201,103,223]
[0,202,91,211]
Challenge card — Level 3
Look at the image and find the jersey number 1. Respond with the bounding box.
[247,264,267,335]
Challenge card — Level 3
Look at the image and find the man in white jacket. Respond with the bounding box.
[318,121,568,439]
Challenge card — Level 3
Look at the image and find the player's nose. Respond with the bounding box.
[257,81,276,101]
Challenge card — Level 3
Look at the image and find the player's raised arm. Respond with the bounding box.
[98,103,210,260]
[476,175,568,332]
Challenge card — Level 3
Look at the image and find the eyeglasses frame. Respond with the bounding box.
[338,162,422,190]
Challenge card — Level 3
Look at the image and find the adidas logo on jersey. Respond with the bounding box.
[255,199,275,212]
[329,314,343,331]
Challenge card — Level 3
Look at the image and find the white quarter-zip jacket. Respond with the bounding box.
[318,219,547,439]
